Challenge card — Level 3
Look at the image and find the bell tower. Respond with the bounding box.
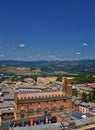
[63,77,72,97]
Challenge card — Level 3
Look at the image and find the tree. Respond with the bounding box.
[81,92,88,102]
[31,75,37,82]
[72,91,78,97]
[88,94,93,102]
[93,89,95,100]
[56,74,62,81]
[73,74,95,84]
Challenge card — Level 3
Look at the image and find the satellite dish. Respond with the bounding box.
[82,115,86,118]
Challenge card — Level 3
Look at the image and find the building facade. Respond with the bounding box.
[37,77,57,84]
[10,78,72,127]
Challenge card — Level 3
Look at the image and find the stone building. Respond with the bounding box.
[37,77,57,84]
[10,78,72,127]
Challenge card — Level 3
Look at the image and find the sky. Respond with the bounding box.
[0,0,95,61]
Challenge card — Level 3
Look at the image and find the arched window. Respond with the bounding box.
[44,107,49,112]
[51,116,57,123]
[28,109,34,116]
[51,107,57,112]
[36,108,42,114]
[21,114,24,119]
[59,106,64,111]
[20,110,26,114]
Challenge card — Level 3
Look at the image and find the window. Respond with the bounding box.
[52,107,57,112]
[20,110,26,114]
[28,109,34,115]
[44,107,49,112]
[60,106,64,111]
[21,114,24,119]
[36,108,42,114]
[51,116,57,123]
[63,99,66,102]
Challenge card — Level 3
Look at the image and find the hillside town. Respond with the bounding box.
[1,0,95,130]
[0,75,95,130]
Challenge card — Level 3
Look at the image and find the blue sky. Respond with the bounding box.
[0,0,95,61]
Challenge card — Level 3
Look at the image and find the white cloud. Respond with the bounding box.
[83,43,88,47]
[76,52,81,55]
[0,54,4,58]
[40,56,46,60]
[37,54,40,57]
[18,44,25,48]
[48,55,56,58]
[26,56,33,59]
[47,55,62,61]
[54,57,61,60]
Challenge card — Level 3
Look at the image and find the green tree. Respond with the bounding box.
[73,74,95,84]
[88,94,93,102]
[81,92,88,102]
[93,89,95,100]
[56,74,62,81]
[72,91,78,97]
[31,75,37,82]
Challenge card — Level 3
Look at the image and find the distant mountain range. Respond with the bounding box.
[0,59,95,74]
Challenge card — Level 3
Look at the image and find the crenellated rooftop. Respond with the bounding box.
[15,78,72,101]
[16,91,65,100]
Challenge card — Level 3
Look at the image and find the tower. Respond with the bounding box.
[63,77,72,97]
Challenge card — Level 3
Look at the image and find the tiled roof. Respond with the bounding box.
[0,103,14,108]
[4,95,14,100]
[1,109,14,113]
[80,102,89,107]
